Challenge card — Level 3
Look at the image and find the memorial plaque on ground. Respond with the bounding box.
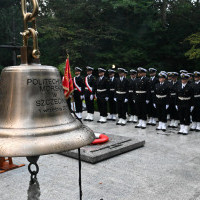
[60,134,145,164]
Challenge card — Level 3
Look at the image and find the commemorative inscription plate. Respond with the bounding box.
[60,134,145,164]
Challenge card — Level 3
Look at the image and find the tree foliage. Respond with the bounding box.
[1,0,200,74]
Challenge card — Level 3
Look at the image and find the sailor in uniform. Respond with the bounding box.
[134,67,150,129]
[154,72,169,131]
[168,72,179,128]
[114,68,129,126]
[190,71,200,132]
[107,69,117,121]
[176,73,194,135]
[147,68,159,126]
[73,67,85,119]
[96,68,109,123]
[84,66,96,122]
[127,69,138,123]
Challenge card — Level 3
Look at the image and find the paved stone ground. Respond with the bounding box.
[1,111,200,200]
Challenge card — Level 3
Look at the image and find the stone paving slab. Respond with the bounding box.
[1,111,200,200]
[60,134,145,163]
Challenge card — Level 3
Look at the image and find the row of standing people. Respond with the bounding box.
[71,66,200,135]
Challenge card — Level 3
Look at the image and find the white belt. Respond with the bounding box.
[97,89,107,92]
[110,89,115,91]
[136,91,147,94]
[116,91,126,94]
[129,90,133,93]
[178,97,191,100]
[156,95,167,98]
[170,93,176,96]
[194,94,200,98]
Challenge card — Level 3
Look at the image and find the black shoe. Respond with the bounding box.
[147,123,152,125]
[141,127,146,129]
[101,121,107,124]
[97,120,101,123]
[196,129,200,132]
[84,119,89,121]
[151,123,156,126]
[135,125,141,128]
[162,129,166,132]
[190,128,195,131]
[177,131,183,134]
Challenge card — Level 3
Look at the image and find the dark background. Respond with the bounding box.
[1,0,200,75]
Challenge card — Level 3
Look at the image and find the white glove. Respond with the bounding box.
[175,105,178,111]
[124,99,128,103]
[146,100,149,104]
[90,94,94,100]
[80,95,84,100]
[105,97,109,101]
[114,98,117,102]
[166,105,169,110]
[153,104,156,108]
[190,106,194,112]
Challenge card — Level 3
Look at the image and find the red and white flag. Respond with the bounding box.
[62,58,74,99]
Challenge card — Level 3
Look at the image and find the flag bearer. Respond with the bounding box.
[84,66,96,122]
[73,67,85,119]
[176,73,194,135]
[96,68,109,123]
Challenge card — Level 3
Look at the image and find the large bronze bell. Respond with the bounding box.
[0,0,95,157]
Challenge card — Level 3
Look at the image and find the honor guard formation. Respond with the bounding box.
[71,66,200,135]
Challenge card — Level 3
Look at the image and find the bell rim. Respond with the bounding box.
[0,119,83,137]
[0,124,95,157]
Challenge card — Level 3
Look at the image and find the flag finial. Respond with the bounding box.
[66,49,69,59]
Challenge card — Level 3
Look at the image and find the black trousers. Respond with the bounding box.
[192,105,200,122]
[117,99,127,119]
[85,95,94,114]
[74,93,82,113]
[157,103,167,122]
[178,105,190,125]
[97,98,107,117]
[169,102,179,120]
[128,98,136,116]
[135,101,147,120]
[109,98,116,115]
[148,100,157,118]
[66,98,71,112]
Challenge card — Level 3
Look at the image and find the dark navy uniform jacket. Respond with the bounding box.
[154,82,170,105]
[133,76,150,102]
[96,76,109,100]
[175,83,194,107]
